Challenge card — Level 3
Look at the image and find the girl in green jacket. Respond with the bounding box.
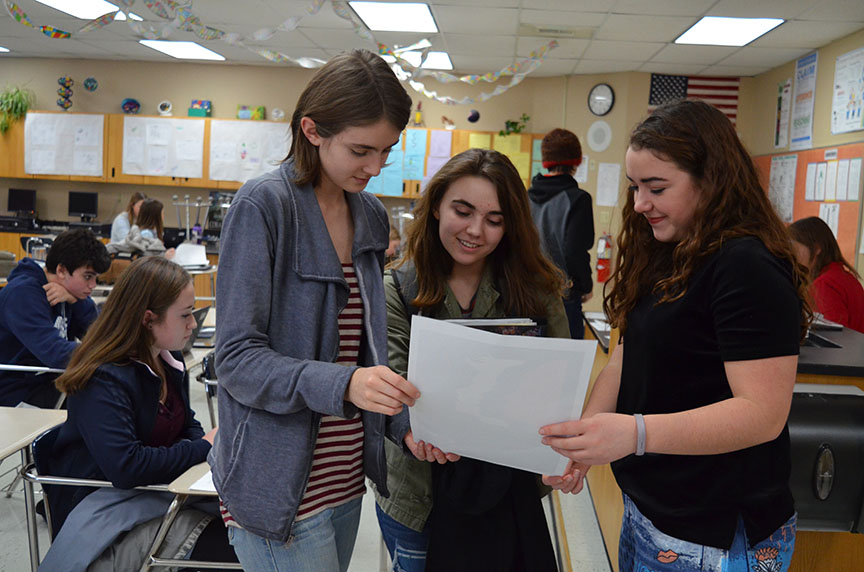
[375,148,570,572]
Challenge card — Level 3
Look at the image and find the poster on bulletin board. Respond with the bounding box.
[24,112,104,177]
[209,120,292,183]
[122,116,204,178]
[831,46,864,135]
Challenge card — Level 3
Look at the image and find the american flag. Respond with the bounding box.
[648,74,740,124]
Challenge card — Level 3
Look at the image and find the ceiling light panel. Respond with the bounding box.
[675,16,784,47]
[139,40,226,61]
[349,2,438,33]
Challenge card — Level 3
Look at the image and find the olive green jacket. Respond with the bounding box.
[372,262,570,531]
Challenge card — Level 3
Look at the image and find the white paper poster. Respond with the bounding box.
[406,316,596,476]
[836,159,850,201]
[825,160,838,201]
[815,162,827,201]
[791,53,818,151]
[831,46,864,135]
[575,154,589,184]
[849,158,862,201]
[24,112,104,177]
[775,78,792,148]
[768,155,797,222]
[819,202,839,236]
[805,162,817,201]
[208,120,292,183]
[596,162,621,207]
[123,117,204,178]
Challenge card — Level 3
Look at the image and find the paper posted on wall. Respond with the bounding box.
[406,316,596,476]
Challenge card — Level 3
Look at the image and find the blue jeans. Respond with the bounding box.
[563,294,584,339]
[227,497,362,572]
[375,503,429,572]
[618,494,796,572]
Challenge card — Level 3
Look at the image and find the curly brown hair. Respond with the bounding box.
[397,148,564,316]
[603,100,811,338]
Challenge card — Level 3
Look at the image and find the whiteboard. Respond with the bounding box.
[122,116,205,178]
[209,120,292,183]
[25,112,104,177]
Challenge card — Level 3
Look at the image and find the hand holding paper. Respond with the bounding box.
[346,365,419,416]
[540,412,639,466]
[404,430,461,464]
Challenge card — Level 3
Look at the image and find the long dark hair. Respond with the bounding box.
[125,191,147,225]
[604,100,811,338]
[398,148,564,316]
[288,49,412,188]
[136,199,164,240]
[56,257,191,394]
[789,216,860,280]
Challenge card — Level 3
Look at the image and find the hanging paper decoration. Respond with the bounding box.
[144,0,174,20]
[330,1,373,41]
[40,25,70,38]
[57,76,73,110]
[78,11,118,34]
[5,1,33,27]
[84,77,98,92]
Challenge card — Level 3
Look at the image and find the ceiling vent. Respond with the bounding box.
[518,24,594,39]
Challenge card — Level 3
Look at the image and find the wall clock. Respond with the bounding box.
[588,83,615,116]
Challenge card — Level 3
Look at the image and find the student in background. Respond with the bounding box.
[386,225,401,264]
[211,49,436,572]
[789,216,864,332]
[40,256,236,571]
[375,148,568,572]
[541,100,809,572]
[110,191,147,244]
[110,198,175,259]
[0,228,110,407]
[528,128,594,339]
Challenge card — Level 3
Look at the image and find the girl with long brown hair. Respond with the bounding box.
[374,148,568,572]
[789,216,864,332]
[42,257,236,570]
[541,100,808,572]
[110,190,146,244]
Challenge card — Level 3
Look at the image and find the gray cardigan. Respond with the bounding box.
[210,160,409,541]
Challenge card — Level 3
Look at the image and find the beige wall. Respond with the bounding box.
[4,28,864,302]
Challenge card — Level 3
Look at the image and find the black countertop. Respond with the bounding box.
[798,325,864,378]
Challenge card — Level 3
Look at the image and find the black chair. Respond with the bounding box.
[196,351,218,427]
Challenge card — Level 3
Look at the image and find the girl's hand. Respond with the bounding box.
[543,460,590,494]
[346,366,420,416]
[540,413,638,466]
[404,430,460,464]
[43,282,77,305]
[202,427,218,445]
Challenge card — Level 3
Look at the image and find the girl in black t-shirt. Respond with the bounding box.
[539,100,810,572]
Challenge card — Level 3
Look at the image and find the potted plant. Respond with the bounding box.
[0,85,35,134]
[498,113,530,136]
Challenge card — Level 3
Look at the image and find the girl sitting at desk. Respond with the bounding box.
[789,216,864,332]
[374,148,569,572]
[40,256,236,571]
[110,191,146,244]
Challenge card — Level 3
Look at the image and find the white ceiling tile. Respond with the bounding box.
[516,37,588,59]
[582,40,665,61]
[444,35,516,56]
[572,60,643,74]
[719,46,812,68]
[613,0,714,17]
[700,64,770,77]
[433,6,519,35]
[651,45,738,65]
[708,0,818,19]
[371,31,440,50]
[522,0,616,10]
[446,55,517,73]
[519,10,607,28]
[639,62,710,75]
[796,0,864,21]
[595,14,696,42]
[434,0,519,6]
[750,21,864,48]
[301,27,379,50]
[529,59,578,77]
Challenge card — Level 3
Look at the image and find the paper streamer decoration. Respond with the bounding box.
[144,0,174,20]
[78,11,118,34]
[5,1,32,27]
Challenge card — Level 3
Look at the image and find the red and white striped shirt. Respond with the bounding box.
[221,263,366,528]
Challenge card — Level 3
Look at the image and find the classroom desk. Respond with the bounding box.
[188,265,217,307]
[0,407,67,572]
[139,462,242,571]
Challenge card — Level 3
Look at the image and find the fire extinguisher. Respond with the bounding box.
[596,233,613,283]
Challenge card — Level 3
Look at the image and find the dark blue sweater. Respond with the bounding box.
[0,258,97,406]
[48,353,211,532]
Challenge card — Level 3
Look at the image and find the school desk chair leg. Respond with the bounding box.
[138,493,188,572]
[23,448,40,572]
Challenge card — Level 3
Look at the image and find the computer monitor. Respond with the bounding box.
[68,191,98,222]
[7,188,36,217]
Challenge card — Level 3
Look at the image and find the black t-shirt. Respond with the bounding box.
[612,237,800,549]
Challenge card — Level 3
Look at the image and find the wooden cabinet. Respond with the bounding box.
[0,120,31,179]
